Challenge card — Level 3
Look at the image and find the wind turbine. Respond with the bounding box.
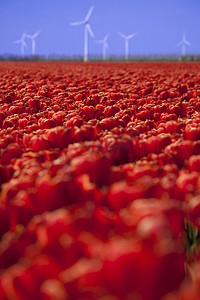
[70,6,95,62]
[96,33,109,60]
[118,32,137,60]
[13,32,27,56]
[177,33,191,57]
[26,30,41,56]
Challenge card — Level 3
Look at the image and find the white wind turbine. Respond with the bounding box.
[13,32,27,56]
[26,30,41,56]
[70,6,95,62]
[177,33,191,57]
[96,33,109,60]
[118,32,137,60]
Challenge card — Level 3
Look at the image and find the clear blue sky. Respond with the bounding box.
[0,0,200,57]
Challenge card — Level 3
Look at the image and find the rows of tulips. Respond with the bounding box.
[0,61,200,299]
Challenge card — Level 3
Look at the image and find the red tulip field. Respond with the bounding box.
[1,61,200,299]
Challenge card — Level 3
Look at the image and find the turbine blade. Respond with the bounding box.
[185,40,191,46]
[118,32,126,39]
[127,32,136,39]
[86,23,94,38]
[176,40,183,47]
[33,30,41,38]
[85,6,94,22]
[104,33,109,41]
[22,32,26,39]
[26,34,32,39]
[13,40,21,44]
[70,21,85,26]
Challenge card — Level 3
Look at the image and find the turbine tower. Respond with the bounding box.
[177,33,191,57]
[13,32,27,56]
[70,6,95,62]
[26,30,41,56]
[118,32,136,60]
[96,33,109,60]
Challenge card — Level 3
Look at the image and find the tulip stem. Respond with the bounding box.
[184,219,200,262]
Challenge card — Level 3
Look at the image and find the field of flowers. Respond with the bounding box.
[0,61,200,299]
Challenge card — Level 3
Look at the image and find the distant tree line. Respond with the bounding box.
[0,54,200,62]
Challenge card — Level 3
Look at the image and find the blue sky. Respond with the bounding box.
[0,0,200,57]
